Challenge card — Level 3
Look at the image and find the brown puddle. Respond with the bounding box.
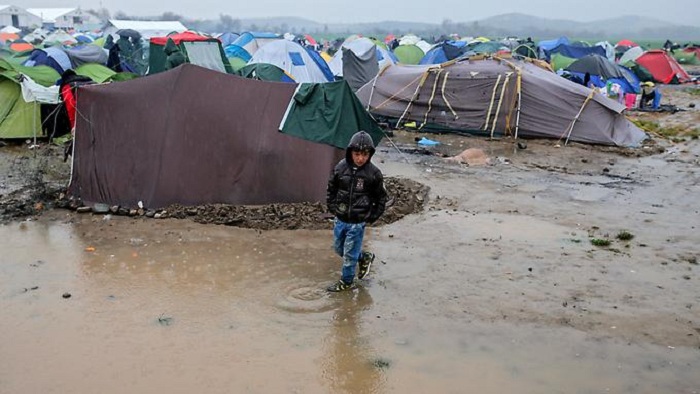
[2,212,698,394]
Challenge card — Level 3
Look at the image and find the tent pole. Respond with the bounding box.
[440,71,458,120]
[365,75,379,111]
[397,68,431,127]
[491,73,512,138]
[419,69,442,129]
[564,91,595,145]
[514,71,522,140]
[484,74,502,130]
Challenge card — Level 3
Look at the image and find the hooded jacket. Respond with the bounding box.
[164,38,186,70]
[327,131,388,224]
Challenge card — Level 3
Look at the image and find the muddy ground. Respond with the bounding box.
[1,83,699,393]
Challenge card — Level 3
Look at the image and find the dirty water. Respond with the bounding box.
[1,211,698,394]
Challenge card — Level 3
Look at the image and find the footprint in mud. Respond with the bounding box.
[273,282,337,314]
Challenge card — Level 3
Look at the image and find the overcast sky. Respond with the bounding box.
[17,0,700,26]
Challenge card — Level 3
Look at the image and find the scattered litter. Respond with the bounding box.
[85,246,96,252]
[416,137,440,146]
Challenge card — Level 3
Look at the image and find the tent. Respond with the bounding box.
[248,39,332,83]
[565,54,639,95]
[635,50,691,84]
[356,58,646,147]
[216,32,240,47]
[419,41,468,65]
[231,32,282,56]
[68,64,382,209]
[543,43,607,62]
[149,31,232,74]
[104,20,188,40]
[280,80,384,148]
[618,46,644,66]
[0,59,60,139]
[64,45,109,68]
[393,44,424,65]
[23,47,73,74]
[237,63,295,82]
[328,37,396,77]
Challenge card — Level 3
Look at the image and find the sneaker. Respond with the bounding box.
[326,280,356,292]
[357,252,375,280]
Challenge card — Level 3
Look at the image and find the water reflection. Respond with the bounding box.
[321,287,385,393]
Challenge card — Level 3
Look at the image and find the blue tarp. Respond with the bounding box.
[544,44,606,61]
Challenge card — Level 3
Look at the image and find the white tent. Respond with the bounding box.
[103,20,187,39]
[248,40,331,83]
[328,37,395,77]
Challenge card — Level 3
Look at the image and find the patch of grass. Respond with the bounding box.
[590,238,611,247]
[631,119,698,138]
[616,230,635,241]
[685,87,700,96]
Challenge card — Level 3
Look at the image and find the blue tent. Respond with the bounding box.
[217,32,240,47]
[224,44,252,62]
[544,43,606,61]
[304,48,334,82]
[23,47,72,74]
[419,41,467,65]
[538,37,569,58]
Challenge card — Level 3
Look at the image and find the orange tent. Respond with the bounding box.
[9,41,34,52]
[0,32,19,43]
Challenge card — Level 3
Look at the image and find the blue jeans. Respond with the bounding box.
[333,218,366,284]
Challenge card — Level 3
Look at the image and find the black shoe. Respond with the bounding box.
[326,280,355,292]
[358,252,375,280]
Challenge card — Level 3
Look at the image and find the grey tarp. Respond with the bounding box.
[69,64,342,209]
[356,59,646,147]
[342,46,378,91]
[64,45,109,68]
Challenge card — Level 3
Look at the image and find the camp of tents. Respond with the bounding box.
[2,14,699,208]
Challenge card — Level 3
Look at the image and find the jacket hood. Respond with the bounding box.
[345,130,376,165]
[164,38,179,55]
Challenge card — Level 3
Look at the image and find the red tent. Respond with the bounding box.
[635,50,691,84]
[304,34,317,46]
[683,46,700,58]
[615,39,638,48]
[150,31,211,45]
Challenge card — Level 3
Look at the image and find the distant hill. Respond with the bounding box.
[228,13,700,41]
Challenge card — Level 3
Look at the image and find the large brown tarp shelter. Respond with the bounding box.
[69,64,342,209]
[356,58,646,147]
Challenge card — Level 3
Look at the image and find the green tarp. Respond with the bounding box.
[75,63,139,83]
[280,80,384,149]
[0,59,60,139]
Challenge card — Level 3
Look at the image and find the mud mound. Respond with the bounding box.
[164,177,429,230]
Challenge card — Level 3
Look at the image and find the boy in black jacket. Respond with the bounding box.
[326,131,388,292]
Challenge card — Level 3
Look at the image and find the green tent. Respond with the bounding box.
[148,34,233,75]
[280,80,384,149]
[673,51,699,65]
[0,59,60,139]
[237,63,295,82]
[393,45,424,65]
[75,63,139,83]
[550,53,577,71]
[227,56,248,72]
